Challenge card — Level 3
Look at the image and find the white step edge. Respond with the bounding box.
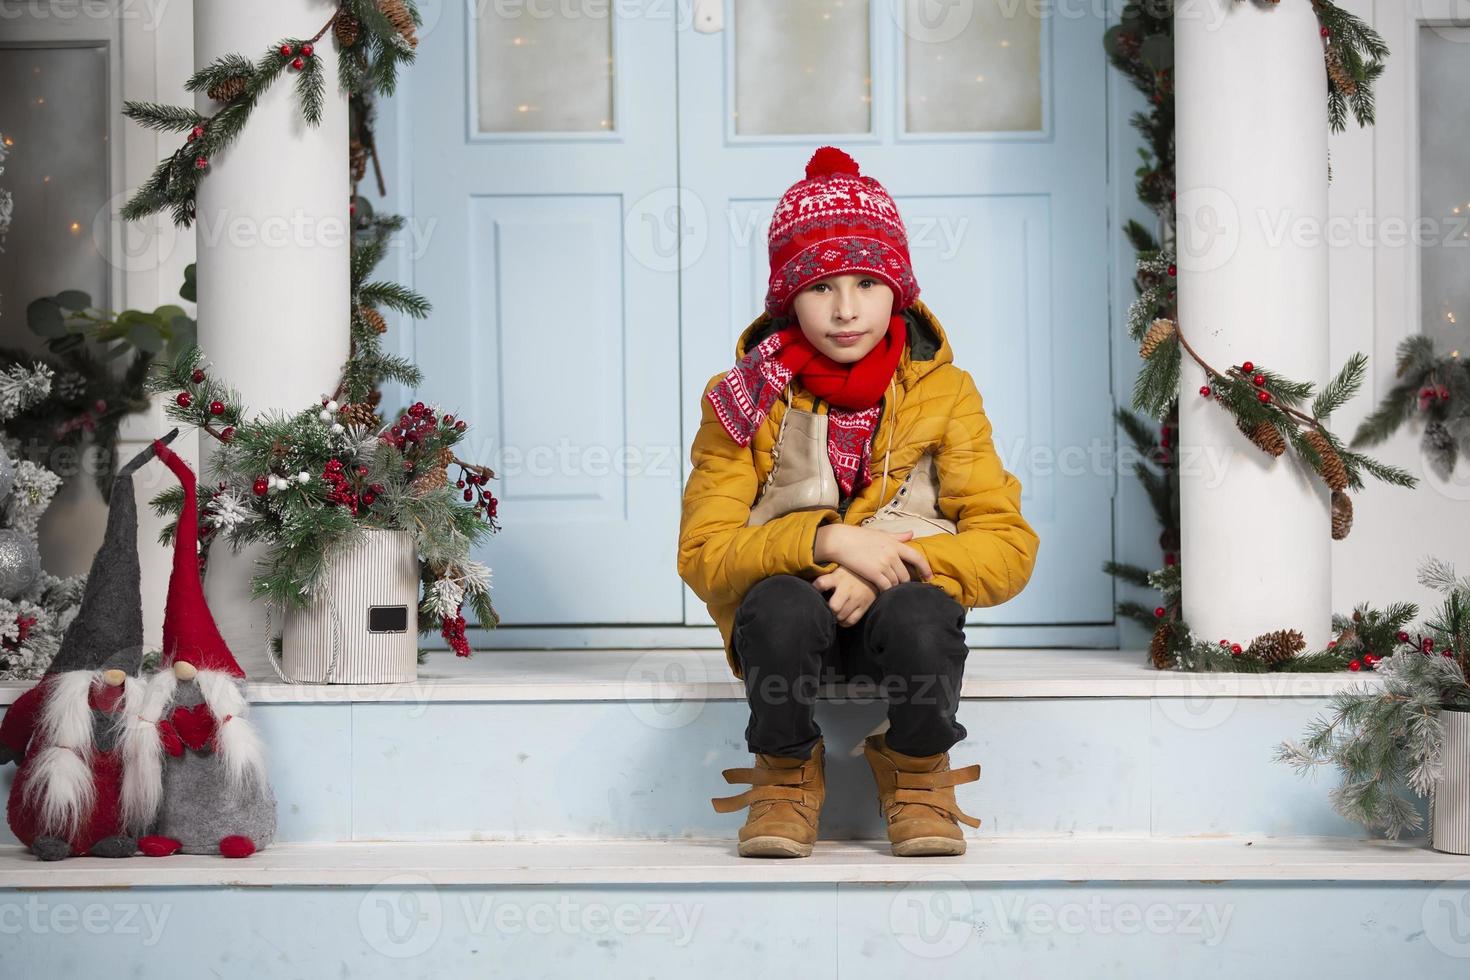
[3,836,1464,888]
[0,649,1386,706]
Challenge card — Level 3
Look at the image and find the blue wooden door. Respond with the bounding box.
[677,1,1115,631]
[405,1,1114,635]
[408,2,684,624]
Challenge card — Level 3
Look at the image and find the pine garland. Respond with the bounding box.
[1128,557,1436,674]
[146,347,500,654]
[121,1,421,227]
[1128,249,1417,512]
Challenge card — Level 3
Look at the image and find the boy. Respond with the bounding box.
[678,147,1039,857]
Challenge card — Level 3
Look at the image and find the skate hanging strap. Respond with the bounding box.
[710,760,818,813]
[892,763,983,828]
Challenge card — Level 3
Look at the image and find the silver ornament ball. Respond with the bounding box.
[0,529,40,600]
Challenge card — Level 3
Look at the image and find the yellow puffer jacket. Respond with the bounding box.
[678,299,1040,679]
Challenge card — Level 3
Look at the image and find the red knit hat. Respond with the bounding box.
[764,146,919,318]
[153,439,246,679]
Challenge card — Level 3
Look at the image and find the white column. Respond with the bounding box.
[194,0,349,673]
[1174,0,1331,649]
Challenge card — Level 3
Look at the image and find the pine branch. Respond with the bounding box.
[1313,352,1367,419]
[121,101,210,133]
[357,280,430,318]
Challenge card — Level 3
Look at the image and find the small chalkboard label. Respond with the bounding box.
[367,605,409,633]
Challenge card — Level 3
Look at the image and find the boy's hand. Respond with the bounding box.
[812,565,879,627]
[814,524,933,591]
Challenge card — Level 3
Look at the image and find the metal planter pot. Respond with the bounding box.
[275,528,419,684]
[1431,706,1470,855]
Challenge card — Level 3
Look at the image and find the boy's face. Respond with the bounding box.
[790,273,895,364]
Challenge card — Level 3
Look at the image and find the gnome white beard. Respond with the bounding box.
[119,668,175,835]
[22,670,103,837]
[194,668,267,795]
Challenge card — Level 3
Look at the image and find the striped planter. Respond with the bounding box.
[1431,707,1470,855]
[277,529,420,684]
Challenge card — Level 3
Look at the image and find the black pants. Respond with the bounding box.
[731,573,969,760]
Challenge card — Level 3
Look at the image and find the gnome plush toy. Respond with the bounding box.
[128,438,276,858]
[0,435,172,860]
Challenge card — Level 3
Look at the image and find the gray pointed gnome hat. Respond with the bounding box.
[45,429,179,676]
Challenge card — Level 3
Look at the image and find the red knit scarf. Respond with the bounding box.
[706,313,906,496]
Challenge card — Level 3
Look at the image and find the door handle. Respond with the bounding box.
[692,0,724,33]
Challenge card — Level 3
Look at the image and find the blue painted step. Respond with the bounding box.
[0,650,1424,844]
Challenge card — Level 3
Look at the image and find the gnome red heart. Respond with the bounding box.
[157,718,184,758]
[169,703,217,752]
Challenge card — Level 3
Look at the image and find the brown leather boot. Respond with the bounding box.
[862,732,981,856]
[711,737,826,857]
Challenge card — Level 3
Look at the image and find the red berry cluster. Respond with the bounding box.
[382,402,440,450]
[321,459,382,516]
[2,613,37,653]
[1153,422,1172,467]
[1419,384,1450,411]
[456,468,498,522]
[441,605,470,657]
[1401,629,1459,660]
[280,41,315,72]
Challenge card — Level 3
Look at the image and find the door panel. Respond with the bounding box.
[410,1,682,624]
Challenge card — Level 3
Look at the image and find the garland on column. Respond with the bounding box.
[119,1,431,431]
[1129,249,1416,508]
[1102,1,1412,670]
[120,0,419,227]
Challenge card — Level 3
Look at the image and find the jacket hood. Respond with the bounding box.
[733,298,954,391]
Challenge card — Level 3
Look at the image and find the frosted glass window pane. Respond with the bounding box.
[475,7,614,132]
[1418,27,1470,353]
[0,46,110,326]
[904,0,1041,133]
[734,0,871,135]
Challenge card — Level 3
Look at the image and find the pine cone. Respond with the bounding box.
[1331,489,1353,540]
[1302,429,1348,492]
[334,10,362,48]
[436,446,455,468]
[350,138,368,185]
[359,305,387,335]
[1242,419,1285,458]
[1140,318,1175,359]
[339,402,379,428]
[207,75,249,103]
[1325,48,1358,97]
[378,0,419,48]
[410,466,448,496]
[1246,628,1306,666]
[1149,622,1176,670]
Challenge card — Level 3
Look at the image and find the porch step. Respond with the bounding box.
[2,835,1466,888]
[0,650,1408,844]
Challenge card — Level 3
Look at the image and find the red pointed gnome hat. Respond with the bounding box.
[154,439,246,679]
